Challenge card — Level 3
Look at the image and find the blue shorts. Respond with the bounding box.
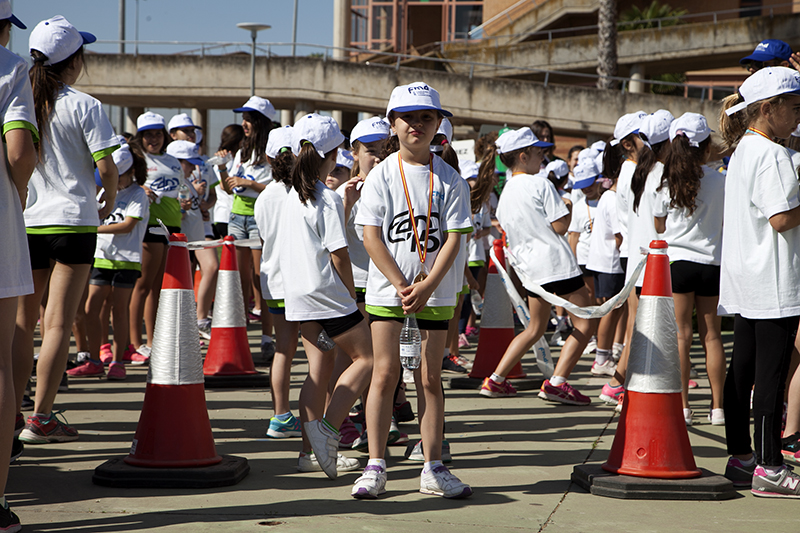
[228,213,261,248]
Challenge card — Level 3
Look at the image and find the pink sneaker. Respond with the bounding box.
[599,382,624,403]
[688,379,698,389]
[465,326,479,338]
[338,416,360,449]
[107,362,127,380]
[130,345,150,365]
[66,359,105,377]
[538,380,590,406]
[99,344,113,364]
[479,377,517,398]
[457,333,470,348]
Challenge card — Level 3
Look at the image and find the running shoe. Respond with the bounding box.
[615,393,624,413]
[297,452,360,473]
[0,503,21,533]
[394,401,415,423]
[388,417,401,445]
[479,377,517,398]
[266,414,302,438]
[20,394,33,412]
[590,360,617,377]
[457,333,470,348]
[261,341,276,365]
[351,465,387,499]
[538,380,590,406]
[351,431,368,452]
[465,326,479,338]
[684,408,693,426]
[131,345,151,365]
[454,354,473,370]
[583,336,597,354]
[197,318,212,340]
[724,456,756,488]
[339,417,360,449]
[9,437,23,464]
[549,330,566,347]
[304,419,340,479]
[349,403,365,425]
[121,344,138,363]
[751,465,800,498]
[66,359,105,377]
[99,344,113,364]
[107,362,126,381]
[18,411,79,444]
[442,355,467,373]
[391,431,409,446]
[688,379,698,389]
[599,383,624,404]
[708,408,725,426]
[782,432,800,463]
[58,372,68,392]
[419,465,472,498]
[405,440,452,463]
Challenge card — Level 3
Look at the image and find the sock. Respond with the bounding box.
[261,335,274,345]
[595,349,611,365]
[763,465,785,476]
[424,460,443,473]
[33,412,50,421]
[367,458,386,471]
[275,412,292,422]
[550,375,566,386]
[490,373,506,384]
[739,456,756,466]
[321,417,339,435]
[613,342,624,352]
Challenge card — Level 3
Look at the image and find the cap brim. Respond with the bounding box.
[137,124,164,132]
[353,132,389,144]
[185,157,204,165]
[572,177,597,189]
[533,141,554,148]
[8,15,25,30]
[740,51,784,64]
[80,31,97,45]
[233,106,272,120]
[391,105,453,118]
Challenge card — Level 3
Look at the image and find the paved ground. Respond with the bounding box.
[9,328,800,532]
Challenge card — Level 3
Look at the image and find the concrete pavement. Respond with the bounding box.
[8,328,800,532]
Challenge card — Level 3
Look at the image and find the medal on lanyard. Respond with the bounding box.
[398,152,434,284]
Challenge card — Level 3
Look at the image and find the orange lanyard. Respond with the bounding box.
[398,152,434,270]
[746,127,772,141]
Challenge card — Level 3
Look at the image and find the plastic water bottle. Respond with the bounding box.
[206,153,232,166]
[470,290,484,316]
[399,314,422,370]
[317,330,336,351]
[99,241,118,258]
[178,183,191,213]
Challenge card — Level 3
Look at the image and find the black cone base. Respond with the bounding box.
[203,372,270,389]
[92,454,250,488]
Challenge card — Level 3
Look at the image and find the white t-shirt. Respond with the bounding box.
[94,184,149,269]
[0,47,36,298]
[625,161,663,285]
[719,135,800,318]
[213,162,234,224]
[229,149,272,199]
[355,155,473,308]
[278,181,357,321]
[24,86,118,228]
[336,184,369,289]
[144,152,183,228]
[180,172,205,243]
[468,203,492,264]
[496,172,580,286]
[484,189,500,254]
[586,190,623,274]
[568,196,597,266]
[652,164,725,265]
[255,180,291,300]
[616,159,637,258]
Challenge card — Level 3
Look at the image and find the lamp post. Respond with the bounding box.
[237,23,271,96]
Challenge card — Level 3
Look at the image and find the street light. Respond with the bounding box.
[237,23,271,96]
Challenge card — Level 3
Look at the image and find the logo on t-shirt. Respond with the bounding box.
[388,211,441,253]
[150,175,179,192]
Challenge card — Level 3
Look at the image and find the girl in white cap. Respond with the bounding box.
[354,82,473,499]
[567,160,602,302]
[15,16,120,445]
[0,3,37,527]
[70,143,149,382]
[652,112,726,428]
[278,113,373,482]
[717,66,800,496]
[127,112,182,363]
[211,124,244,240]
[479,127,597,406]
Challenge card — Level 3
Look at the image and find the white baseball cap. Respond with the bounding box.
[545,159,569,178]
[266,125,294,159]
[459,159,479,180]
[577,147,595,164]
[29,16,95,66]
[292,113,345,158]
[669,113,713,147]
[351,116,391,144]
[168,113,201,132]
[591,140,607,153]
[610,111,647,146]
[112,144,134,176]
[639,109,675,146]
[726,66,800,115]
[436,118,454,142]
[137,111,165,132]
[495,127,553,154]
[572,160,600,189]
[233,96,278,121]
[595,152,605,174]
[0,0,25,29]
[166,140,204,165]
[386,82,452,117]
[336,148,354,169]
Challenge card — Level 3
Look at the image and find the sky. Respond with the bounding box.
[6,0,336,147]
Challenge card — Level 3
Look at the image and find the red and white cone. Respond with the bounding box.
[203,236,269,387]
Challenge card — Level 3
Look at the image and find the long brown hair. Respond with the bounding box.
[292,142,335,204]
[240,111,273,166]
[218,123,245,153]
[29,47,84,154]
[127,143,149,186]
[631,135,668,213]
[130,127,169,156]
[660,135,711,215]
[268,149,294,185]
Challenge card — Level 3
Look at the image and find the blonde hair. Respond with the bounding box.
[718,93,786,150]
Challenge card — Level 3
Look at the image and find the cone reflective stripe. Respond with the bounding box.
[125,233,221,468]
[469,240,525,380]
[603,240,700,479]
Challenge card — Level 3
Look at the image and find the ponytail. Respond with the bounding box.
[268,149,294,185]
[292,142,333,204]
[128,143,149,186]
[471,159,496,214]
[631,136,668,213]
[719,93,786,150]
[661,135,710,214]
[439,143,461,174]
[602,142,624,181]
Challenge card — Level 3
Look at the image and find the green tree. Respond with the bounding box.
[619,1,687,31]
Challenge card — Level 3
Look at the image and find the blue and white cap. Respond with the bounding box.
[572,160,600,189]
[166,140,204,165]
[545,159,569,178]
[740,39,792,64]
[610,111,647,146]
[29,15,96,66]
[292,113,345,158]
[726,66,800,115]
[639,109,674,146]
[266,125,294,159]
[495,127,552,154]
[0,0,25,29]
[168,113,202,132]
[351,116,391,144]
[669,113,712,147]
[336,147,354,169]
[387,81,452,117]
[233,96,278,121]
[137,111,165,132]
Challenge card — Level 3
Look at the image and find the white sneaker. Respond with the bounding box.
[136,344,151,358]
[419,465,472,498]
[590,360,617,377]
[583,336,597,355]
[708,408,725,426]
[403,368,415,384]
[684,408,693,426]
[304,419,340,479]
[297,452,360,473]
[612,343,624,363]
[351,465,387,499]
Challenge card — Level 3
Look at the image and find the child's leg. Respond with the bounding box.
[324,321,373,428]
[696,295,725,411]
[418,328,448,462]
[194,247,218,321]
[551,286,598,381]
[785,334,800,437]
[270,313,299,417]
[365,320,402,460]
[446,295,464,357]
[129,241,164,348]
[298,323,335,453]
[110,287,134,363]
[491,295,551,378]
[85,284,112,360]
[610,291,639,387]
[725,315,756,460]
[673,292,696,410]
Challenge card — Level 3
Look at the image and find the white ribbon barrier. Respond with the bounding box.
[495,246,648,321]
[149,220,261,249]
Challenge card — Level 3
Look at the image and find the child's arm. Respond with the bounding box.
[769,206,800,233]
[330,247,357,300]
[654,215,666,234]
[98,216,139,235]
[614,232,623,250]
[472,227,491,240]
[399,231,461,315]
[465,264,479,290]
[363,225,409,295]
[568,232,579,256]
[551,214,570,235]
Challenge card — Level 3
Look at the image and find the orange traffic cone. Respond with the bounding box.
[203,236,269,388]
[468,240,525,380]
[603,240,700,479]
[92,233,249,488]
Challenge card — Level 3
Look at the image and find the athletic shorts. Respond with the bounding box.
[89,267,141,289]
[212,222,228,240]
[619,257,628,273]
[368,313,449,331]
[526,275,585,299]
[579,265,594,278]
[228,213,261,248]
[266,299,285,315]
[593,272,625,299]
[143,225,181,244]
[355,288,366,304]
[302,310,364,338]
[670,260,720,297]
[28,233,97,270]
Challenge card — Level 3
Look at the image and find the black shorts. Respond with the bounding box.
[526,275,585,299]
[619,257,628,273]
[89,267,141,289]
[355,288,366,304]
[212,222,228,240]
[368,313,449,331]
[579,265,594,278]
[303,310,364,338]
[143,225,181,244]
[28,232,97,270]
[593,272,625,299]
[670,260,720,297]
